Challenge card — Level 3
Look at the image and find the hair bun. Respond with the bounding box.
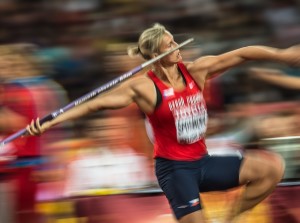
[127,45,140,58]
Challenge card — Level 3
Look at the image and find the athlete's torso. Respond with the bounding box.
[145,62,208,161]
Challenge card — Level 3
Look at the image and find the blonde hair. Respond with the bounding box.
[127,23,167,60]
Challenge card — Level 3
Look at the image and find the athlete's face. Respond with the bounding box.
[158,32,182,65]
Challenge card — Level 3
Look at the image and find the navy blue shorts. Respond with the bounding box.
[155,154,243,220]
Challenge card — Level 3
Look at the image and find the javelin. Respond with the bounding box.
[0,38,194,148]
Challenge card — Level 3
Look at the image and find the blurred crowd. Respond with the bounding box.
[0,0,300,223]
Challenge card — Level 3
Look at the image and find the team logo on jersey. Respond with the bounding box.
[163,88,174,98]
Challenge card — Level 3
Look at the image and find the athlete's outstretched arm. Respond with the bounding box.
[249,67,300,90]
[26,79,138,136]
[188,45,300,79]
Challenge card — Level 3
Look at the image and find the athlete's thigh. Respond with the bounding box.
[199,155,243,192]
[238,149,285,185]
[158,168,202,220]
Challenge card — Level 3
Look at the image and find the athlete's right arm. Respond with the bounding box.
[26,77,150,136]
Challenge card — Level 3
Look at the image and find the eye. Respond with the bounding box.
[170,41,176,47]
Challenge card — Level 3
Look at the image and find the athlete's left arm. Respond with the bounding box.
[188,45,300,80]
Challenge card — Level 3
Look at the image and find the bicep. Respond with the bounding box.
[190,51,244,80]
[193,46,281,79]
[208,45,287,75]
[205,51,245,78]
[210,51,245,74]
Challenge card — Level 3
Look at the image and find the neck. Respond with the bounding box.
[153,63,185,90]
[153,64,180,83]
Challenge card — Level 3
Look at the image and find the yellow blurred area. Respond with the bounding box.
[34,188,274,223]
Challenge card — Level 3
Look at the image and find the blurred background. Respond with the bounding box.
[0,0,300,222]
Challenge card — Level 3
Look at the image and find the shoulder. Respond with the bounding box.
[122,74,156,99]
[128,74,157,113]
[181,60,209,83]
[184,56,218,71]
[129,74,154,90]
